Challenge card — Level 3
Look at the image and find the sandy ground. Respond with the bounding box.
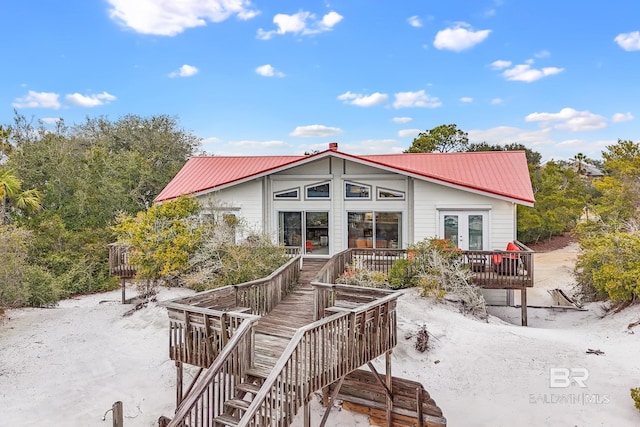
[1,244,640,426]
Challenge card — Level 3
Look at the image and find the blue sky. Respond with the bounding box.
[2,0,640,161]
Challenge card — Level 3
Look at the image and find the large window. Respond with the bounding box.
[348,211,402,249]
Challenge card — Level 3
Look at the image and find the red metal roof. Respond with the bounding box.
[154,150,534,204]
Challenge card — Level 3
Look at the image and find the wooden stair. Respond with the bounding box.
[212,260,327,427]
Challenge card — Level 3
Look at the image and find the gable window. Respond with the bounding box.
[274,188,299,200]
[377,187,405,200]
[345,182,371,199]
[305,182,330,199]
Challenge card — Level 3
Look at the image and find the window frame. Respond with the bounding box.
[377,187,405,200]
[304,181,331,200]
[344,181,372,200]
[274,187,300,200]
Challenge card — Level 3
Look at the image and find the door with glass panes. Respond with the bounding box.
[439,211,488,250]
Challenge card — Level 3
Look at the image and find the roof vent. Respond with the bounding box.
[329,142,338,151]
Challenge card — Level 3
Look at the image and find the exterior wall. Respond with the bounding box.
[412,180,517,250]
[194,155,520,306]
[199,179,264,236]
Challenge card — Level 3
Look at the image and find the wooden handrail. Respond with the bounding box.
[239,289,400,426]
[167,315,259,427]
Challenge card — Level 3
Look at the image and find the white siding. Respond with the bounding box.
[412,180,516,250]
[199,180,264,234]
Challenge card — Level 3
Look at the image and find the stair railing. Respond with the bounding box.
[167,314,259,427]
[239,291,399,426]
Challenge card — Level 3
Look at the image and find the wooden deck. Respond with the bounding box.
[161,255,445,427]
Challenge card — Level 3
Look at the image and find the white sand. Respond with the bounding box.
[2,244,640,426]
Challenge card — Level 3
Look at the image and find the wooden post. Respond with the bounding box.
[416,386,424,427]
[176,361,183,407]
[386,350,393,427]
[121,277,126,304]
[304,394,311,427]
[112,401,123,427]
[521,288,528,326]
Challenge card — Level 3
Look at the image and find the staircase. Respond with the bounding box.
[164,257,401,427]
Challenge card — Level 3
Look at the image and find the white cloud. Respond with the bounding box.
[398,129,421,138]
[41,117,61,125]
[169,64,199,78]
[228,139,288,148]
[433,22,491,52]
[12,90,61,109]
[107,0,259,36]
[337,91,388,107]
[490,59,512,69]
[65,92,117,107]
[612,112,634,123]
[255,64,285,77]
[407,16,422,28]
[392,117,412,124]
[615,31,640,51]
[202,136,221,144]
[501,62,564,82]
[491,98,503,105]
[534,50,550,58]
[354,139,405,154]
[469,126,553,148]
[290,124,342,138]
[460,97,473,103]
[257,10,343,40]
[525,108,607,132]
[393,90,441,109]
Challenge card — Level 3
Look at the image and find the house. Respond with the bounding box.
[155,143,535,304]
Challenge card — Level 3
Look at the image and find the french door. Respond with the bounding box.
[439,211,488,250]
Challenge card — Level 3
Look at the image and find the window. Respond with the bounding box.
[377,187,405,200]
[348,211,402,249]
[345,182,371,199]
[274,188,299,199]
[305,182,330,199]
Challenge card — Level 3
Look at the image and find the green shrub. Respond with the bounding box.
[186,233,289,291]
[388,258,412,289]
[0,225,31,308]
[575,231,640,302]
[24,265,61,307]
[632,387,640,412]
[336,262,387,288]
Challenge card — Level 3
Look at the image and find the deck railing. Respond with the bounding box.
[108,243,136,278]
[315,243,534,294]
[239,292,399,426]
[163,253,301,367]
[166,317,259,427]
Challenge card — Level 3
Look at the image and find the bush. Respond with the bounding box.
[0,225,31,307]
[410,237,487,319]
[388,258,412,289]
[24,265,61,307]
[575,231,640,302]
[632,387,640,412]
[186,233,289,291]
[336,261,387,288]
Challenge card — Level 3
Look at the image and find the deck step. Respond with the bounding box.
[225,398,251,411]
[214,413,240,427]
[246,365,271,379]
[236,382,261,395]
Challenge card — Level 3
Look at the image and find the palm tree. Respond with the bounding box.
[572,152,588,176]
[0,169,42,223]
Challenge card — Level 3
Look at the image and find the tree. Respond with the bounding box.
[405,124,469,153]
[0,169,42,223]
[572,152,588,175]
[517,161,587,243]
[113,196,204,290]
[467,142,542,168]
